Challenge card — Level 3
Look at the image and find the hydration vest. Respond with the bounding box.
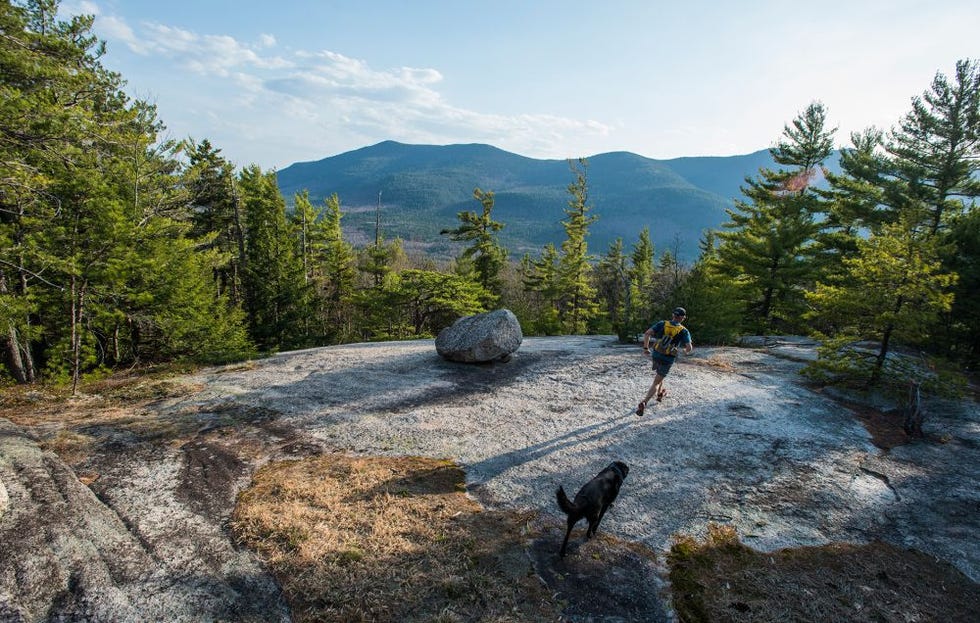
[653,322,686,356]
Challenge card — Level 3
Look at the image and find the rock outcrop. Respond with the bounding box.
[435,308,522,363]
[0,418,288,623]
[2,336,978,621]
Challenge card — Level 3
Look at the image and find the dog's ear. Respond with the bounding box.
[616,461,629,477]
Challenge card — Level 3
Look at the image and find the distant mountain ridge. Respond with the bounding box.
[276,141,787,261]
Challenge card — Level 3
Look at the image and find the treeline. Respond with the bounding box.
[2,2,978,395]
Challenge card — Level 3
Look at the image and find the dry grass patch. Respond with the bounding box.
[668,524,980,623]
[692,355,738,373]
[231,454,560,623]
[0,373,208,467]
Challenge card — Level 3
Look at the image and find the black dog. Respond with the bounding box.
[555,461,629,557]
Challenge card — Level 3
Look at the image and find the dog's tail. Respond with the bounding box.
[556,485,577,515]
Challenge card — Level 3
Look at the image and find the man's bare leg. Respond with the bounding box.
[637,373,665,414]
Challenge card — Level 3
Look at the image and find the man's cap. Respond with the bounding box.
[673,307,687,317]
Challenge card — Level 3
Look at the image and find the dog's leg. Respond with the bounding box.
[585,508,602,539]
[594,503,611,533]
[560,518,575,557]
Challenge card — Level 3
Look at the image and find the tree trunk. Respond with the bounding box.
[70,277,87,395]
[2,325,29,384]
[0,272,35,384]
[871,323,895,387]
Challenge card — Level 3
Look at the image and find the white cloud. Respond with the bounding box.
[96,15,140,50]
[58,0,99,17]
[87,9,615,166]
[96,19,289,78]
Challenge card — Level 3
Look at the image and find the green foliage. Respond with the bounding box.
[184,139,245,304]
[627,228,657,338]
[0,1,259,388]
[440,187,507,302]
[4,2,979,393]
[318,194,358,343]
[810,60,979,377]
[520,245,562,335]
[555,159,600,334]
[804,220,956,385]
[595,239,629,339]
[886,59,980,237]
[943,208,980,364]
[815,128,889,282]
[672,235,743,345]
[239,165,313,351]
[356,270,487,340]
[713,102,834,333]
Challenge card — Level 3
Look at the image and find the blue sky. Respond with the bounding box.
[60,0,979,170]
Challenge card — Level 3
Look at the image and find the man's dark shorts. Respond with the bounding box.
[651,351,676,377]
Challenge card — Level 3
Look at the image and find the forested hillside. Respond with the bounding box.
[276,141,778,260]
[2,1,978,399]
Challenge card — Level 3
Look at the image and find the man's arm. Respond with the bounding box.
[642,328,653,353]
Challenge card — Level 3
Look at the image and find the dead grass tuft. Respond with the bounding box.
[668,523,980,623]
[231,454,560,622]
[40,430,97,465]
[694,356,738,373]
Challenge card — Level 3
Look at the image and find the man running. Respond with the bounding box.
[637,307,693,416]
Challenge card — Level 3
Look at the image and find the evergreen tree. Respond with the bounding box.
[0,0,121,383]
[184,139,246,304]
[521,245,561,335]
[886,59,980,237]
[944,208,980,364]
[238,165,311,351]
[440,187,507,303]
[672,232,743,345]
[805,218,956,386]
[556,158,600,334]
[817,60,979,365]
[386,269,487,337]
[289,191,357,343]
[629,228,656,334]
[816,128,889,281]
[1,1,251,387]
[319,193,357,343]
[595,238,629,339]
[714,102,835,332]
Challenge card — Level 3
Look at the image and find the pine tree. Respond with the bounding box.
[521,245,561,335]
[805,218,956,386]
[886,59,980,237]
[319,193,357,343]
[0,1,122,383]
[440,187,507,303]
[184,139,246,304]
[629,228,656,333]
[816,128,889,281]
[385,269,487,337]
[714,102,835,332]
[673,232,743,344]
[556,158,600,334]
[816,60,979,364]
[595,238,628,339]
[238,165,312,351]
[944,208,980,364]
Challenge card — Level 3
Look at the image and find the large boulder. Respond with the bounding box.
[436,309,522,363]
